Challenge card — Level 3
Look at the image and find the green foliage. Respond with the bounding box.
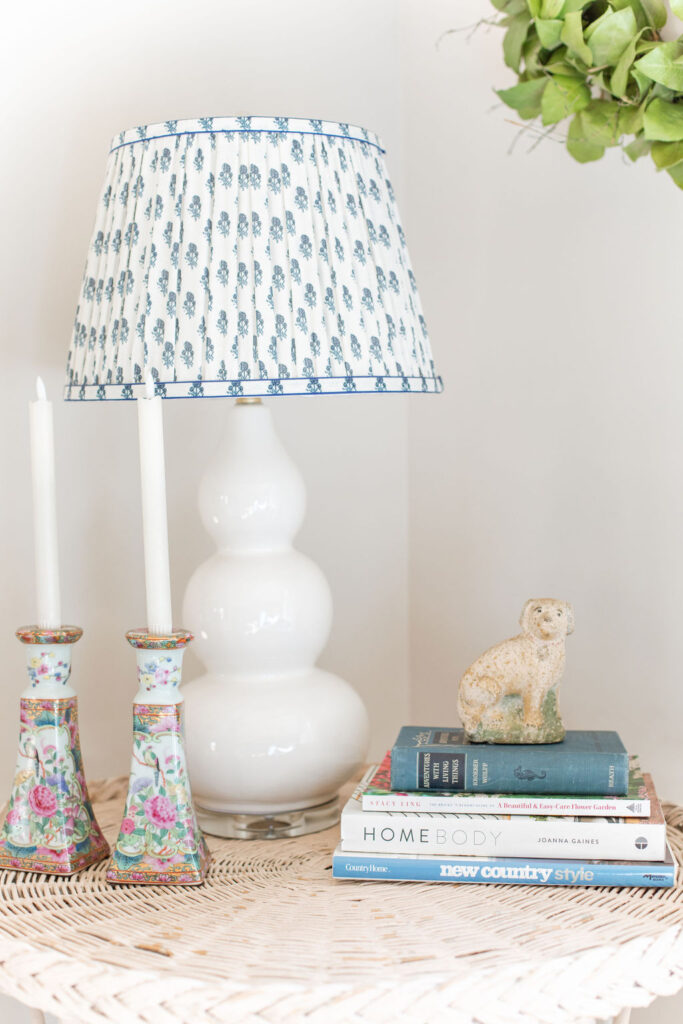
[561,12,593,64]
[498,77,549,116]
[643,96,683,138]
[542,75,591,122]
[634,40,683,90]
[536,17,565,48]
[667,160,683,186]
[651,138,683,166]
[492,0,683,190]
[639,0,668,31]
[567,113,606,160]
[585,7,638,66]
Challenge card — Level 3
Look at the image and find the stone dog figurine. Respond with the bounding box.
[457,599,574,744]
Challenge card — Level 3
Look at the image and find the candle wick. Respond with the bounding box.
[36,376,47,402]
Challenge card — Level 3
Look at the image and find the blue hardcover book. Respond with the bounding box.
[332,844,676,888]
[390,728,629,795]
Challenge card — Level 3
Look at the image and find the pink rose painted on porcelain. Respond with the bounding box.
[150,716,180,734]
[48,847,69,861]
[144,795,176,829]
[151,854,184,868]
[120,818,135,835]
[5,809,21,825]
[28,784,57,817]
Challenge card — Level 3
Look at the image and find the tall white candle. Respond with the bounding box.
[30,377,61,628]
[137,377,173,635]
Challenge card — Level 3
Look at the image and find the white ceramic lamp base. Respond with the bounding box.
[182,399,369,838]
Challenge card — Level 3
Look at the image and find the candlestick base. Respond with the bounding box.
[107,630,210,886]
[0,627,109,876]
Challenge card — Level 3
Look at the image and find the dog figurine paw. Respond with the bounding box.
[457,599,574,744]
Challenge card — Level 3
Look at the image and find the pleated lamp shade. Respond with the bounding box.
[64,116,442,400]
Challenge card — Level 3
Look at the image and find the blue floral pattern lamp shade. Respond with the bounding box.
[64,116,442,399]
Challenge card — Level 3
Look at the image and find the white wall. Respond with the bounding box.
[401,4,683,1020]
[0,1,681,1022]
[0,0,410,793]
[403,0,683,804]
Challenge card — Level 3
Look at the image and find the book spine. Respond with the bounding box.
[390,745,629,795]
[341,813,667,861]
[332,851,675,888]
[361,793,651,816]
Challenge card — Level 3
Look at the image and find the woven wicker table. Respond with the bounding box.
[1,778,683,1024]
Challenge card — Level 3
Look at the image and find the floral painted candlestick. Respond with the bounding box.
[0,626,109,875]
[107,630,210,885]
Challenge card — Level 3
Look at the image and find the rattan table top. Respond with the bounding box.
[0,776,682,1024]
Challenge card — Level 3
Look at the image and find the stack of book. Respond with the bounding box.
[332,727,675,888]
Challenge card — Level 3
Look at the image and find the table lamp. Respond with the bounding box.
[64,116,442,838]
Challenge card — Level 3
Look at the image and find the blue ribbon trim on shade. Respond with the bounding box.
[110,128,386,155]
[64,391,441,401]
[67,374,442,385]
[64,374,444,401]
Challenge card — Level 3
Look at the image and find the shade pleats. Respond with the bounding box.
[65,116,442,400]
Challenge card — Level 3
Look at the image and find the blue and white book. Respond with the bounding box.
[332,844,676,888]
[391,727,629,795]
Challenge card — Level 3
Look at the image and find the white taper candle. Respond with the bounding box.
[30,377,62,628]
[137,377,173,635]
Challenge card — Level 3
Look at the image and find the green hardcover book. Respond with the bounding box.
[365,752,648,816]
[390,728,630,795]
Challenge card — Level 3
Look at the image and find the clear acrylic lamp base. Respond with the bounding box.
[194,796,341,840]
[182,398,369,839]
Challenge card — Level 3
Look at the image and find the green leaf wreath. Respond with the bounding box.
[493,0,683,187]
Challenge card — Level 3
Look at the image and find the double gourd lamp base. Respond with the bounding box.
[63,116,442,837]
[183,396,369,838]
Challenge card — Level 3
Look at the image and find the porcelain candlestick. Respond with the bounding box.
[0,626,109,875]
[107,630,210,885]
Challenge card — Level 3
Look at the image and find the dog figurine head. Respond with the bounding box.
[519,599,574,641]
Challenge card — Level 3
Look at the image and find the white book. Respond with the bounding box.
[340,767,667,862]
